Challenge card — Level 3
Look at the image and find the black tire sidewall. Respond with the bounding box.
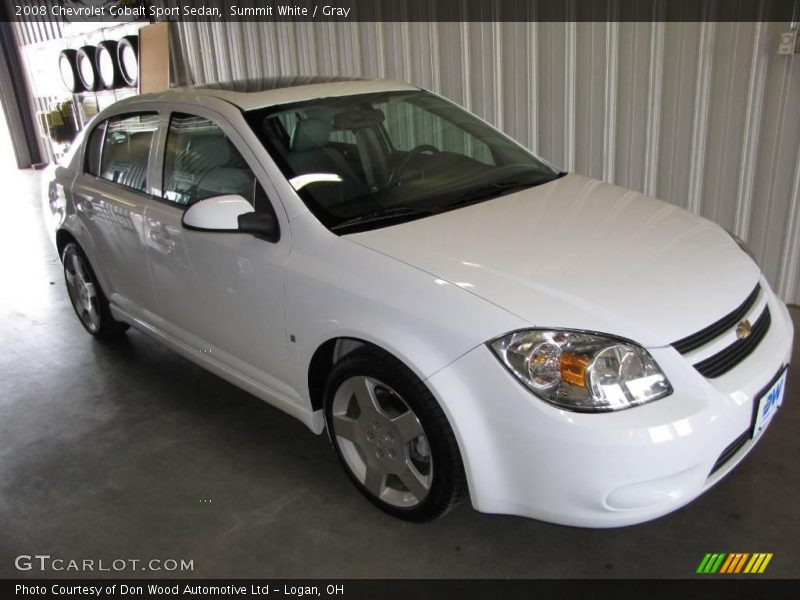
[96,41,122,89]
[117,36,139,87]
[77,46,100,91]
[59,49,84,93]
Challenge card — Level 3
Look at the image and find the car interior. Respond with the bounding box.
[251,99,503,226]
[162,113,258,208]
[99,117,157,193]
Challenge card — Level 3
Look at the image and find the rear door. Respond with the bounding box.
[71,111,161,318]
[143,107,294,396]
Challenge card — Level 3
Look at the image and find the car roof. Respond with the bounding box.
[120,77,419,112]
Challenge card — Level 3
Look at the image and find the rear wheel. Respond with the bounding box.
[324,346,466,521]
[62,242,128,339]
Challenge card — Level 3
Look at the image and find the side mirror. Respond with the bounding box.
[182,195,279,242]
[238,211,280,242]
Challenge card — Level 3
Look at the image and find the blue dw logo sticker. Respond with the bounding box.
[763,379,783,418]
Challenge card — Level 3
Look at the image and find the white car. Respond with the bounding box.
[43,77,793,526]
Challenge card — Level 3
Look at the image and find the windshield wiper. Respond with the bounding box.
[331,206,436,232]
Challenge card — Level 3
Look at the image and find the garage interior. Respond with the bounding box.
[1,12,799,578]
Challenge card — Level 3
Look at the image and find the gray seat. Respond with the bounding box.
[289,117,356,170]
[286,119,367,203]
[166,134,255,205]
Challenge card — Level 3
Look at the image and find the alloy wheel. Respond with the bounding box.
[331,375,433,508]
[64,251,101,332]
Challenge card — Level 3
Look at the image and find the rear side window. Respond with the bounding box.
[99,113,158,193]
[162,113,259,208]
[84,121,105,176]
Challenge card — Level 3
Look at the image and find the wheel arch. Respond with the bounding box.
[55,228,78,259]
[315,335,470,519]
[55,227,117,313]
[306,335,454,414]
[307,336,372,412]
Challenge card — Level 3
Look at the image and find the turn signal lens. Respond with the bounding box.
[560,353,588,387]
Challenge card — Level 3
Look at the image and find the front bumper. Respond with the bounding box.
[427,280,794,527]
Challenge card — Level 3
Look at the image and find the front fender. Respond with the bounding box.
[284,212,526,421]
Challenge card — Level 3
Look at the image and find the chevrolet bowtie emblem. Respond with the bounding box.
[736,320,753,340]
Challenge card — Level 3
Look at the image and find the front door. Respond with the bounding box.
[143,110,293,397]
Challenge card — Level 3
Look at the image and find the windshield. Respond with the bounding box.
[244,90,561,234]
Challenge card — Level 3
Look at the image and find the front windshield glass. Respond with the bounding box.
[244,90,561,234]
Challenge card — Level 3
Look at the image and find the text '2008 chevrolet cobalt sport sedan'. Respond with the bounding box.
[43,77,793,526]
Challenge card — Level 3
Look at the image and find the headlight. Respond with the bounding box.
[488,330,672,412]
[726,229,758,266]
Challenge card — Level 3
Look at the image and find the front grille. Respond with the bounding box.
[709,430,750,476]
[672,284,761,354]
[693,307,771,378]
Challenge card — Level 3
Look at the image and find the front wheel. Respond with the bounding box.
[62,242,128,339]
[324,346,466,521]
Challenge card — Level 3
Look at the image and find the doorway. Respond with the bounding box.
[0,105,16,173]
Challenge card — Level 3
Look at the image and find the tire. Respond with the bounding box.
[96,40,123,89]
[62,242,128,339]
[58,49,84,93]
[76,45,101,91]
[323,346,467,521]
[117,35,139,87]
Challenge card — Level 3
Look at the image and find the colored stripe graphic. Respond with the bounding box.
[697,553,727,573]
[696,554,713,573]
[710,553,726,573]
[733,553,750,573]
[744,553,773,574]
[698,553,773,574]
[719,554,739,573]
[720,553,750,573]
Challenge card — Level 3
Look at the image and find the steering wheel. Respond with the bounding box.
[388,144,440,184]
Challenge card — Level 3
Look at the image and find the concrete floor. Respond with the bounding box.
[1,167,798,579]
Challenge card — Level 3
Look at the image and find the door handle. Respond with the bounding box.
[76,199,95,217]
[149,229,176,253]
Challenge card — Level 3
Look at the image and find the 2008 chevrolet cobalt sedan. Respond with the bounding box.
[43,77,793,526]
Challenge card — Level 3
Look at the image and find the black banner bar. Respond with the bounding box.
[3,0,800,23]
[4,579,799,600]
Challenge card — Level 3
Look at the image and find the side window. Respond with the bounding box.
[84,121,105,176]
[99,113,158,193]
[163,113,261,208]
[277,112,299,139]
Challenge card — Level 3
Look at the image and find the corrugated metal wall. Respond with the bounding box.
[13,19,800,303]
[173,21,800,305]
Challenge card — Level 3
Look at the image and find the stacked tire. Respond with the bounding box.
[117,35,139,87]
[76,45,101,91]
[58,35,139,93]
[96,40,124,89]
[58,49,83,93]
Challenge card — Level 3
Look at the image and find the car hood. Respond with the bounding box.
[347,174,761,347]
